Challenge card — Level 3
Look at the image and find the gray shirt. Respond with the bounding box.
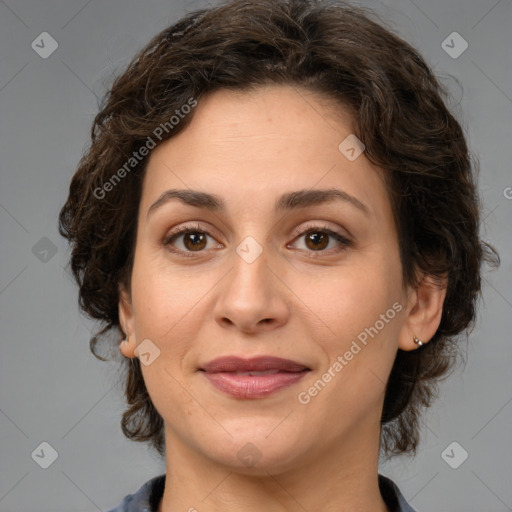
[106,473,417,512]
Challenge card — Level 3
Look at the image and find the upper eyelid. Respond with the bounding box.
[294,222,348,236]
[163,223,214,244]
[164,222,351,248]
[165,221,347,237]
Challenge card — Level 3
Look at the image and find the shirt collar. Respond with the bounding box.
[109,473,416,512]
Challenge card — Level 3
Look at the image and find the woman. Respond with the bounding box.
[58,0,499,511]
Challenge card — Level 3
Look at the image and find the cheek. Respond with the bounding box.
[299,253,403,401]
[129,246,210,333]
[300,273,401,425]
[129,268,205,402]
[303,259,400,337]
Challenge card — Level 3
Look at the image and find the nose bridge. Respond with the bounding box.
[214,235,288,331]
[227,238,272,308]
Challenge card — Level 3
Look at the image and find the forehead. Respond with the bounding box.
[140,85,390,221]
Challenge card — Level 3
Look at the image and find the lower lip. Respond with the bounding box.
[202,371,309,399]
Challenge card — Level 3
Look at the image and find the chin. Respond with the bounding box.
[200,426,308,475]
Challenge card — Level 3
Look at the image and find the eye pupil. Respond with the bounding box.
[305,232,329,250]
[184,232,206,251]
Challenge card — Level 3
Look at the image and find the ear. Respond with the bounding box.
[398,272,447,351]
[118,283,137,358]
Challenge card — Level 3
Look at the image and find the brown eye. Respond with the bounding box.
[182,232,207,251]
[304,232,329,251]
[290,224,352,256]
[163,224,222,256]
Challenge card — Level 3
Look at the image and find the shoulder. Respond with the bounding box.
[106,474,166,512]
[378,474,417,512]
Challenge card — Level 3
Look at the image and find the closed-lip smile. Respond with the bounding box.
[199,356,311,399]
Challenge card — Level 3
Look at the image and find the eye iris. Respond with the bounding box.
[184,232,206,251]
[305,232,329,250]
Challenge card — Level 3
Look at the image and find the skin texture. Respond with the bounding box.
[118,85,446,512]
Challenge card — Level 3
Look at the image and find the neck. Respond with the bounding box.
[157,418,390,512]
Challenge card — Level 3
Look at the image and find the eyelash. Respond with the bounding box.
[292,223,352,258]
[162,222,352,258]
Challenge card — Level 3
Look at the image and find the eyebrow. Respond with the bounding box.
[146,187,369,219]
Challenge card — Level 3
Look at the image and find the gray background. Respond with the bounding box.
[0,0,511,511]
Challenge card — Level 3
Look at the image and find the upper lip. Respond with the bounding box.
[200,356,310,373]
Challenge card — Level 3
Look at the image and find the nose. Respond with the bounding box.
[213,245,290,334]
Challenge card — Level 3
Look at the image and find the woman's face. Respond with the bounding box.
[119,84,418,473]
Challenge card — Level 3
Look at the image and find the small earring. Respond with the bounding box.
[413,335,423,347]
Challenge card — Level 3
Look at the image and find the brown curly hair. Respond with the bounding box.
[58,0,499,458]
